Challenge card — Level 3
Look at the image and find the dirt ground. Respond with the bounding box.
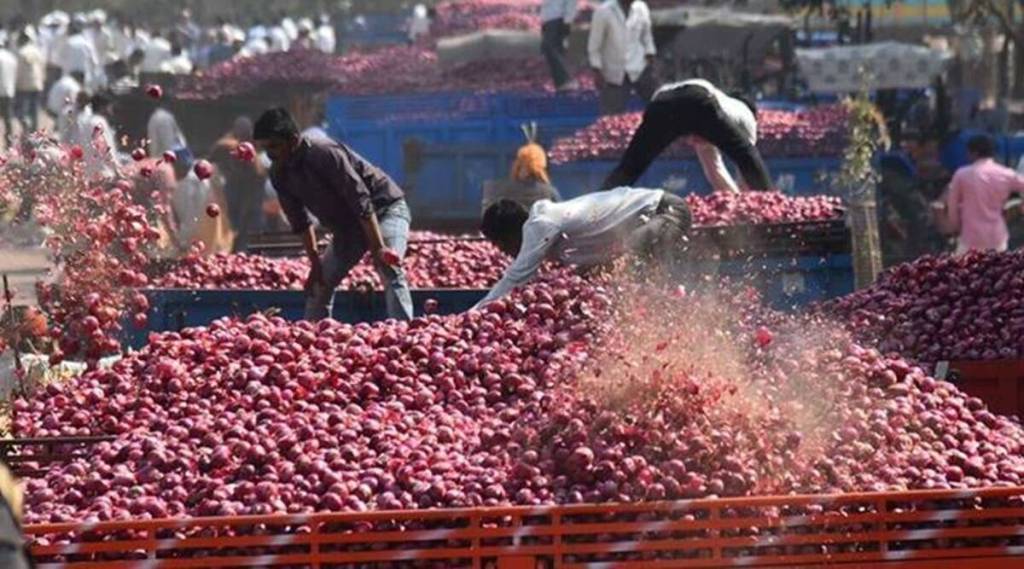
[0,245,49,306]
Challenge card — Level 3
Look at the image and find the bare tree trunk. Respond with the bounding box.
[982,26,1000,105]
[1015,31,1024,98]
[1000,33,1011,99]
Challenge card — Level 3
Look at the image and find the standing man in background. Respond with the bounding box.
[60,18,101,92]
[78,92,119,180]
[938,134,1024,254]
[316,14,336,54]
[15,31,45,134]
[0,39,17,146]
[587,0,657,115]
[147,101,188,158]
[209,116,266,253]
[541,0,579,91]
[46,70,82,136]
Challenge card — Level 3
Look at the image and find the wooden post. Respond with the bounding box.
[847,188,882,289]
[2,274,23,392]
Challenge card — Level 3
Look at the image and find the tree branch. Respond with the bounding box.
[982,0,1016,35]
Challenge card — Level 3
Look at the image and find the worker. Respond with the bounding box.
[587,0,657,115]
[483,135,562,214]
[208,116,266,253]
[476,186,691,307]
[170,147,234,255]
[0,464,31,569]
[254,107,413,322]
[540,0,579,91]
[937,134,1024,254]
[599,79,773,194]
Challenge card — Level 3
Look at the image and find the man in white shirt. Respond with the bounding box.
[160,40,193,74]
[78,91,119,180]
[600,79,773,193]
[171,154,211,245]
[45,71,81,121]
[268,24,291,52]
[476,186,692,306]
[541,0,579,91]
[587,0,657,115]
[0,41,17,145]
[317,15,336,54]
[59,21,101,91]
[147,105,188,158]
[87,11,115,66]
[141,32,172,73]
[407,5,432,43]
[15,32,45,133]
[237,37,270,60]
[41,17,68,71]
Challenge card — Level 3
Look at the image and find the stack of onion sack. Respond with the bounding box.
[16,270,1024,525]
[826,250,1024,363]
[548,105,849,164]
[686,192,842,226]
[152,237,508,290]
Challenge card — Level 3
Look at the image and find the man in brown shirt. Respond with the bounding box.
[254,107,413,321]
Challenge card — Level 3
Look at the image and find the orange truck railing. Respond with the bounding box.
[25,486,1024,568]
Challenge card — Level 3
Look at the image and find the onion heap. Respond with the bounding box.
[16,271,1024,526]
[152,234,508,290]
[176,46,596,101]
[431,0,542,37]
[686,192,842,226]
[828,250,1024,363]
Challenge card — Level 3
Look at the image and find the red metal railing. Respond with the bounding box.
[25,486,1024,568]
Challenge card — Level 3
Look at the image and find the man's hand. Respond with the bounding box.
[375,247,402,267]
[305,256,326,293]
[591,67,604,87]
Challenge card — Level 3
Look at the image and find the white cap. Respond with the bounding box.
[42,10,70,27]
[89,9,107,24]
[298,18,314,31]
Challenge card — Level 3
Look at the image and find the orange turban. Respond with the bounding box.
[511,143,550,184]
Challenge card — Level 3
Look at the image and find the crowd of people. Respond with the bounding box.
[0,8,337,145]
[0,8,346,253]
[0,2,1018,303]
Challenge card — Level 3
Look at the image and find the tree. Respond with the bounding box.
[951,0,1024,98]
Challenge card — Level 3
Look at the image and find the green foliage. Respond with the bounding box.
[836,92,890,195]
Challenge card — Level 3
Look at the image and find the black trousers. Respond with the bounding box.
[627,192,693,264]
[0,97,13,147]
[541,20,572,88]
[601,84,773,191]
[14,91,39,132]
[598,66,659,115]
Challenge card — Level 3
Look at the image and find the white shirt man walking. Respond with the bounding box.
[587,0,657,115]
[540,0,579,91]
[0,41,18,146]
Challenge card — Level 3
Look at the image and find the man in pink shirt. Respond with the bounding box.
[942,135,1024,254]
